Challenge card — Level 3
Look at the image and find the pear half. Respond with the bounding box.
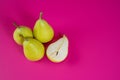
[46,35,69,63]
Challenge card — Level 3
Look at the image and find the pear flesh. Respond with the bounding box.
[46,35,69,63]
[23,38,45,61]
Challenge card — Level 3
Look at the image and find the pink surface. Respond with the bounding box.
[0,0,120,80]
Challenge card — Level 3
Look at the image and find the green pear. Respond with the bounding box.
[23,38,45,61]
[33,12,54,43]
[13,23,33,45]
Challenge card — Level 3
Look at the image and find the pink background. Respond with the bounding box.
[0,0,120,80]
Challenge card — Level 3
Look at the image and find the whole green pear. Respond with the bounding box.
[13,23,33,45]
[33,12,54,43]
[23,38,45,61]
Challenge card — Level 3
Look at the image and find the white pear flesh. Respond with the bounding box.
[46,35,69,63]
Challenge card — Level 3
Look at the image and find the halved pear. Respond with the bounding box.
[46,35,69,63]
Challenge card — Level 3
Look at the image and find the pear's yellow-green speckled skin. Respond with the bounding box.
[23,38,45,61]
[13,26,33,45]
[33,19,54,43]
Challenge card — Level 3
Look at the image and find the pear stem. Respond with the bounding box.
[19,34,24,40]
[13,22,19,28]
[19,34,29,41]
[39,12,43,20]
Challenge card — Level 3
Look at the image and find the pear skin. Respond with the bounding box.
[23,38,45,61]
[33,12,54,43]
[13,23,33,45]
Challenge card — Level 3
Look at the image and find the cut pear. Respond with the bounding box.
[46,35,69,63]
